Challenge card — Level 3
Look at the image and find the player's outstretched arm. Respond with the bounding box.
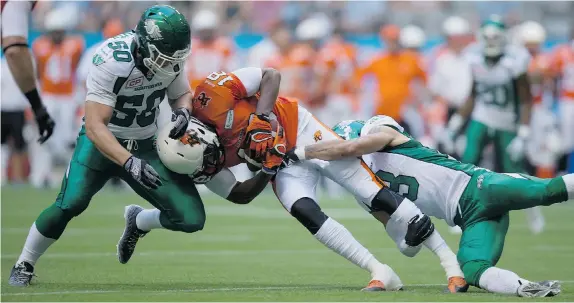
[294,126,404,161]
[255,68,281,115]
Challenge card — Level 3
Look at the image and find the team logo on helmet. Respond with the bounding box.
[144,19,163,40]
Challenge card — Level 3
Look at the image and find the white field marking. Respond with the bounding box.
[0,248,397,260]
[5,282,574,297]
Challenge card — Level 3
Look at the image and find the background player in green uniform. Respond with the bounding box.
[442,16,545,234]
[284,115,574,297]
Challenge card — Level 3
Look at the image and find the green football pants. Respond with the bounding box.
[35,127,205,239]
[456,170,568,286]
[462,119,523,173]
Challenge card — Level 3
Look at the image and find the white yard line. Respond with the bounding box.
[4,282,574,297]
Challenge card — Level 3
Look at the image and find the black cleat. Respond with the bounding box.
[9,261,35,287]
[117,205,148,264]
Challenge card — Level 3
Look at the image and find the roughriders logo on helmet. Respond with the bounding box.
[144,19,163,40]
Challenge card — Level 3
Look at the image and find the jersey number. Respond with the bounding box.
[376,170,419,201]
[207,71,233,86]
[475,83,513,107]
[110,89,166,127]
[108,41,132,63]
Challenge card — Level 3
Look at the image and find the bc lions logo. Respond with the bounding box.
[179,130,201,146]
[144,19,163,40]
[313,130,322,142]
[195,92,211,108]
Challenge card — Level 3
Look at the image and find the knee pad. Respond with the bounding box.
[370,187,405,215]
[461,259,491,287]
[290,198,328,234]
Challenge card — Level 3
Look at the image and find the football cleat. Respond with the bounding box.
[117,205,148,264]
[362,279,386,292]
[9,261,35,287]
[446,276,469,293]
[517,280,560,297]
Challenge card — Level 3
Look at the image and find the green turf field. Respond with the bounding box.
[2,186,573,301]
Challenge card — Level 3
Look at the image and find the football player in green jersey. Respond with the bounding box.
[285,115,573,297]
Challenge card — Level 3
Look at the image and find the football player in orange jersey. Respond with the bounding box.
[131,67,464,291]
[551,30,574,174]
[1,0,54,143]
[29,8,85,188]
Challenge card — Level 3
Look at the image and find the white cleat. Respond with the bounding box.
[517,280,560,297]
[366,264,403,291]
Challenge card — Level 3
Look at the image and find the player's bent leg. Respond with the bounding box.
[461,120,490,165]
[118,143,205,264]
[479,171,571,214]
[10,129,114,286]
[274,163,403,291]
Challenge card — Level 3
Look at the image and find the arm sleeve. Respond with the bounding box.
[232,67,263,97]
[167,72,191,100]
[85,65,117,107]
[204,168,238,199]
[1,1,32,39]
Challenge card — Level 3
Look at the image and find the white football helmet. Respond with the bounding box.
[442,16,470,36]
[157,117,225,184]
[520,21,546,45]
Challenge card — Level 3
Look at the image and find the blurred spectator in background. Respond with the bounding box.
[428,16,473,148]
[520,21,561,179]
[399,25,426,53]
[1,57,32,185]
[551,30,574,174]
[358,24,427,135]
[247,22,292,68]
[185,9,236,93]
[30,6,84,188]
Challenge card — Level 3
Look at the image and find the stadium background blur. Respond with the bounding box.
[1,0,573,188]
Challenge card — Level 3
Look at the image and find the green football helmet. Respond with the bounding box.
[134,5,191,78]
[332,120,365,140]
[479,15,506,57]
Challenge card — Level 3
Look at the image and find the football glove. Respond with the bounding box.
[169,108,191,139]
[34,106,55,144]
[404,214,435,247]
[243,113,274,160]
[123,156,163,190]
[506,125,529,162]
[262,124,287,175]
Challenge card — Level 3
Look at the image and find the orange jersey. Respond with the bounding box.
[191,71,299,167]
[528,52,552,104]
[552,44,574,100]
[185,37,235,91]
[264,44,316,104]
[317,39,358,96]
[32,35,84,96]
[358,50,426,120]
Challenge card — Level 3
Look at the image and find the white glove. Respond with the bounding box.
[440,114,464,155]
[506,125,530,162]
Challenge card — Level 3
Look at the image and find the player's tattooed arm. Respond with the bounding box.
[227,172,274,204]
[84,101,132,166]
[256,68,281,115]
[300,127,406,161]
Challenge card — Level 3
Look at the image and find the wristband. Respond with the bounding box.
[294,147,306,161]
[24,88,43,112]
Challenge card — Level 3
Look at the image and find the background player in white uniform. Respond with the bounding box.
[7,5,208,287]
[1,0,54,143]
[290,115,574,297]
[442,16,545,234]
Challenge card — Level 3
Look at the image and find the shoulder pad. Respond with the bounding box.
[362,115,403,135]
[91,33,136,77]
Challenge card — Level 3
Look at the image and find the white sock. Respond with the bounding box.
[479,267,529,295]
[390,198,422,223]
[423,230,464,278]
[563,174,574,200]
[136,209,163,231]
[313,217,402,289]
[17,223,56,266]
